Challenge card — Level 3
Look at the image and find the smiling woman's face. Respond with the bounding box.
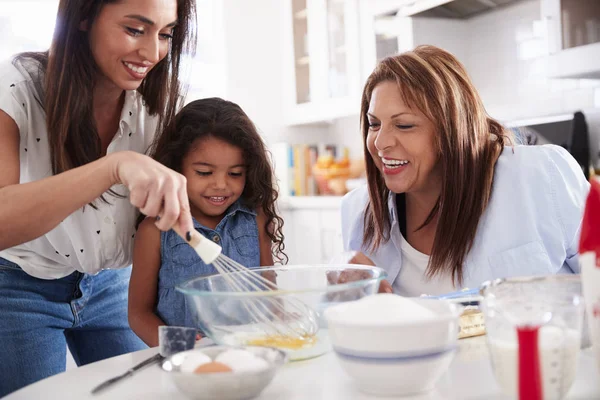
[366,80,442,195]
[87,0,178,91]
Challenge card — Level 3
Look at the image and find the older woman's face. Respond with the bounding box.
[366,81,441,195]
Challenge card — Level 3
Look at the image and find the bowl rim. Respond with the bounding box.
[324,298,462,327]
[161,345,289,375]
[176,264,388,297]
[479,274,581,297]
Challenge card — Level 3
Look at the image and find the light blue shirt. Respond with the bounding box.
[341,145,590,292]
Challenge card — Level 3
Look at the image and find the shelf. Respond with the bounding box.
[546,43,600,79]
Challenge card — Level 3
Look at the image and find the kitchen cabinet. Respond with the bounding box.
[279,197,344,265]
[543,0,600,79]
[361,2,469,66]
[282,0,363,125]
[281,0,477,126]
[369,0,526,19]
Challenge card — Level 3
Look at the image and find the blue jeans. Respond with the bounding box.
[0,258,147,397]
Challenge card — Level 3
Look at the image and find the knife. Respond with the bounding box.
[91,352,164,395]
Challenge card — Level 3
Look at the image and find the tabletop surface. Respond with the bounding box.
[6,336,600,400]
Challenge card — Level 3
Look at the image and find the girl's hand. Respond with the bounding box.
[109,151,194,235]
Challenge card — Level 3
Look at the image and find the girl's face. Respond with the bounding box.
[182,137,247,223]
[88,0,177,91]
[366,81,442,196]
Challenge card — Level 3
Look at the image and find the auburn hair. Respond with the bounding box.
[361,45,513,284]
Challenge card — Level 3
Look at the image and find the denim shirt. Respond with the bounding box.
[341,145,590,294]
[156,200,260,328]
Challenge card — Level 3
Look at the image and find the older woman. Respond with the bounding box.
[342,45,589,296]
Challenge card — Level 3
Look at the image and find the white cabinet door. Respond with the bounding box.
[543,0,600,54]
[543,0,600,79]
[542,0,562,54]
[361,0,468,65]
[281,206,344,265]
[288,209,324,265]
[282,0,363,125]
[319,209,344,263]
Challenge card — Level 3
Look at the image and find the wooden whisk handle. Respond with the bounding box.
[171,224,222,264]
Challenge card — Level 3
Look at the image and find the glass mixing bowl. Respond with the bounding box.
[177,264,387,361]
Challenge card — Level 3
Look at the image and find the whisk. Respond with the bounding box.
[174,227,319,346]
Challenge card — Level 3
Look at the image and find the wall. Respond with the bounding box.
[328,0,600,161]
[464,0,600,122]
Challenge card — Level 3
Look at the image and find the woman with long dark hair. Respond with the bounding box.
[0,0,197,395]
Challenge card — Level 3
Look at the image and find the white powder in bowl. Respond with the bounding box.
[180,352,212,373]
[215,349,270,372]
[334,293,438,324]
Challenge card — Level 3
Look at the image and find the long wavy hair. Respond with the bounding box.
[149,98,287,264]
[14,0,196,205]
[361,45,513,285]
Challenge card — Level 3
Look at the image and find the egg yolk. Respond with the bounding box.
[245,334,317,350]
[194,361,233,374]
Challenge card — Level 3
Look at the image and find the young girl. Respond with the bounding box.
[128,97,286,346]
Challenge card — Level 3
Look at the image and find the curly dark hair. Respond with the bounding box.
[148,97,287,264]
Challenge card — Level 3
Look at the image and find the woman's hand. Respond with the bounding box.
[109,151,194,235]
[329,251,393,294]
[347,251,392,293]
[378,279,393,293]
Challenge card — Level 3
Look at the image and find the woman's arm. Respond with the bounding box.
[128,217,165,347]
[0,110,194,251]
[546,145,591,273]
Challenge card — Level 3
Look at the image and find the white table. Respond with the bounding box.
[6,337,600,400]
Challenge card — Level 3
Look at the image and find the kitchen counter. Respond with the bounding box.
[6,336,600,400]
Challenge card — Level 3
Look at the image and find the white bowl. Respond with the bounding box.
[324,295,461,396]
[161,346,288,400]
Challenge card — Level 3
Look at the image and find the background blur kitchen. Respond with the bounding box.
[2,0,599,280]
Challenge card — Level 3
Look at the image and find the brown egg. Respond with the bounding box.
[194,361,233,374]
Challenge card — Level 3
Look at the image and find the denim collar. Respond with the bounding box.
[192,199,256,231]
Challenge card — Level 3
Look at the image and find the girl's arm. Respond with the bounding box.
[128,217,165,347]
[0,110,194,251]
[257,210,274,266]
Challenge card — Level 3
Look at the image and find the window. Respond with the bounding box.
[0,0,59,61]
[182,0,227,101]
[0,0,226,100]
